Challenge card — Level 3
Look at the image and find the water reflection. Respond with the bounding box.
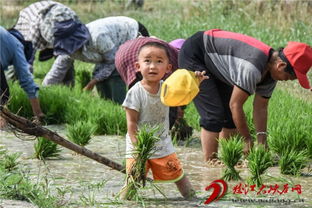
[0,125,311,207]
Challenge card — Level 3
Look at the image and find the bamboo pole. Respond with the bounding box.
[0,106,126,174]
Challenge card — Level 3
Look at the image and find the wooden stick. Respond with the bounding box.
[0,106,126,174]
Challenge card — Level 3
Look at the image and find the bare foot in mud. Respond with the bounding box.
[206,158,224,167]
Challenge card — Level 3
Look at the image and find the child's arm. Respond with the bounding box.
[125,107,139,144]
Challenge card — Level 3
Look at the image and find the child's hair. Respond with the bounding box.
[138,41,171,60]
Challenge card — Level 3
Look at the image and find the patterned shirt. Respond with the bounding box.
[71,16,139,81]
[115,37,179,87]
[122,81,175,159]
[203,29,277,97]
[14,1,78,50]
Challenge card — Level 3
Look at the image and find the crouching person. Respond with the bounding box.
[0,26,44,126]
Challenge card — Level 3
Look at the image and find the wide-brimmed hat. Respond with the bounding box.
[281,42,312,89]
[161,69,199,106]
[53,19,90,56]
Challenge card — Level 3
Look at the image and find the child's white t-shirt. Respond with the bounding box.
[122,81,175,159]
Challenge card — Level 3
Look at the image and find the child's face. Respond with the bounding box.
[136,46,172,83]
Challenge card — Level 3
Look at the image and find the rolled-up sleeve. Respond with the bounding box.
[42,55,74,85]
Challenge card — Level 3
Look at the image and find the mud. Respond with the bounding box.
[0,125,311,207]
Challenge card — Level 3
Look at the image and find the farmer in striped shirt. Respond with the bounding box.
[177,29,312,162]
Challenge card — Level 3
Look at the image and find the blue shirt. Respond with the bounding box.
[0,26,39,98]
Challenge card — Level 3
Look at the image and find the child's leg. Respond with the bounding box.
[175,174,196,199]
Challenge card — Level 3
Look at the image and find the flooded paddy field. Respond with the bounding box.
[0,126,311,208]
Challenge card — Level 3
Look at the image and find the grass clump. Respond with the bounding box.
[0,147,61,207]
[34,137,61,160]
[219,136,244,181]
[119,125,159,201]
[279,149,309,176]
[67,120,95,146]
[247,144,273,187]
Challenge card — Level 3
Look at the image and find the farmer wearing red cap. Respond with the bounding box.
[178,29,312,162]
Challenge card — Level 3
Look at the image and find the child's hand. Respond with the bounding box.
[194,71,209,83]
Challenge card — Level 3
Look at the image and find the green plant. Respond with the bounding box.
[67,120,95,146]
[76,68,91,90]
[0,148,62,207]
[219,135,244,181]
[0,151,20,172]
[279,149,309,176]
[171,118,193,142]
[247,144,273,187]
[34,137,61,160]
[119,125,159,201]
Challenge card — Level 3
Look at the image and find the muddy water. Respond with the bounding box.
[0,126,311,208]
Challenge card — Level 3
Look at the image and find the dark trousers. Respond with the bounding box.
[95,69,127,105]
[0,68,10,105]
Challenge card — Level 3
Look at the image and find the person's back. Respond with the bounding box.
[71,16,139,63]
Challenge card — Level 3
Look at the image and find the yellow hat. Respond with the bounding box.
[161,69,200,106]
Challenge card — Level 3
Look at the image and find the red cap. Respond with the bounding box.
[283,42,312,89]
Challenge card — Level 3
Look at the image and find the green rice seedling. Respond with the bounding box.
[219,135,244,181]
[38,85,70,124]
[119,125,159,200]
[66,120,95,146]
[170,118,193,142]
[247,144,273,187]
[184,102,200,131]
[306,135,312,159]
[279,149,309,176]
[76,69,91,90]
[6,81,33,119]
[0,150,20,172]
[34,137,61,160]
[0,148,61,207]
[88,100,127,135]
[268,123,308,156]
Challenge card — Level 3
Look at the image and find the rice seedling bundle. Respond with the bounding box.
[76,69,91,90]
[247,144,273,187]
[219,136,244,181]
[66,121,95,146]
[279,149,309,176]
[171,118,193,141]
[34,137,61,160]
[121,125,159,200]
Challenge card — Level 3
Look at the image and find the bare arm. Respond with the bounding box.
[229,86,252,147]
[29,98,45,121]
[125,107,139,144]
[253,94,269,146]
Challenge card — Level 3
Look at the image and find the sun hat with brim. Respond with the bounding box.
[281,42,312,89]
[53,19,90,56]
[161,69,200,106]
